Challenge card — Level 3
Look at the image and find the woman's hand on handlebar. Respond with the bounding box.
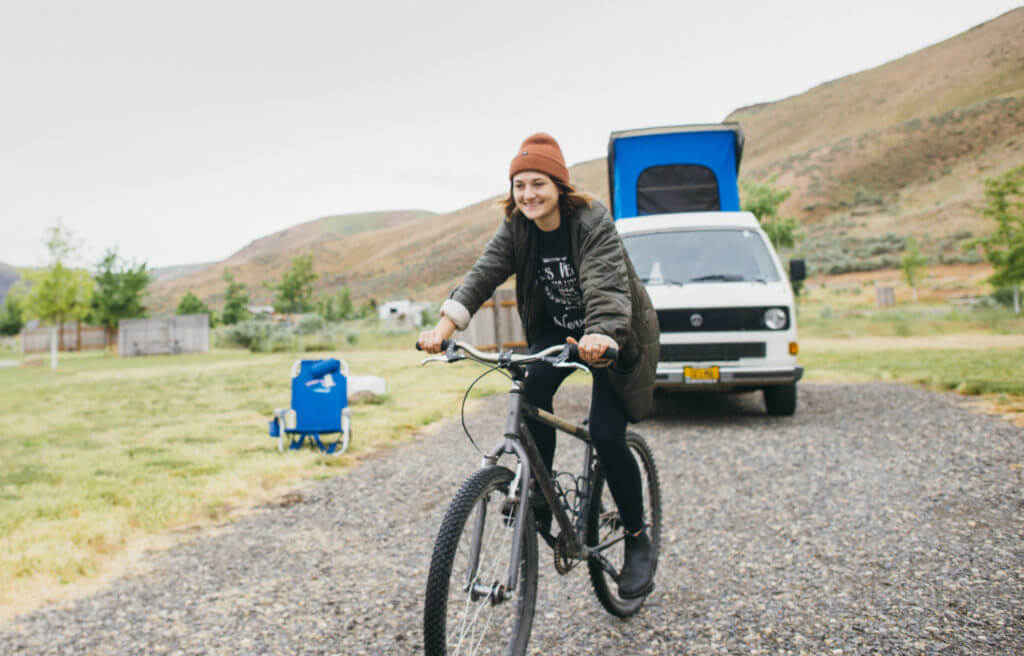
[417,316,457,354]
[566,334,617,366]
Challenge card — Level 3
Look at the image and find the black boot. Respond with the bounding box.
[618,529,654,599]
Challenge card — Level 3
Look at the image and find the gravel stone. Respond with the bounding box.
[1,383,1022,654]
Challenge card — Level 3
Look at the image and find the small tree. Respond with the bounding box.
[269,254,318,314]
[90,247,152,345]
[0,285,25,336]
[177,291,213,319]
[317,286,354,322]
[23,221,93,354]
[900,237,928,303]
[968,165,1024,313]
[220,269,250,325]
[741,178,802,250]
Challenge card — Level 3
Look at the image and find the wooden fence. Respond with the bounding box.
[118,314,210,357]
[21,322,110,354]
[456,289,526,351]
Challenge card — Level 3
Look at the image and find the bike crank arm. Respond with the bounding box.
[587,549,621,581]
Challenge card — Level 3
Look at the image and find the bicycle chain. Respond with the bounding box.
[553,532,578,575]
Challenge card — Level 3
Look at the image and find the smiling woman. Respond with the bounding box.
[417,132,662,600]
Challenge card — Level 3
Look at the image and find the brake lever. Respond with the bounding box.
[550,344,589,373]
[420,353,466,366]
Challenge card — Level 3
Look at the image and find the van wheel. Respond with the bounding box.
[763,384,797,416]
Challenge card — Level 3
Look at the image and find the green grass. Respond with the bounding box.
[0,346,542,602]
[798,306,1024,338]
[802,346,1024,396]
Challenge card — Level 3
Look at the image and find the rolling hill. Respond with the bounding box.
[0,263,21,303]
[149,8,1024,313]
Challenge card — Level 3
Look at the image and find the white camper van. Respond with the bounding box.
[609,124,805,415]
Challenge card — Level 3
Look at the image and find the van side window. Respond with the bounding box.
[636,165,720,215]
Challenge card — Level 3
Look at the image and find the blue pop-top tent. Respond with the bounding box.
[607,123,745,220]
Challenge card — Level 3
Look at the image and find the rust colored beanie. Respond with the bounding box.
[509,132,570,183]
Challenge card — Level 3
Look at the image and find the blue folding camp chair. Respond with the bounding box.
[268,358,352,455]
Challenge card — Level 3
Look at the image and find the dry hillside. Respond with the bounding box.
[149,9,1024,312]
[728,8,1024,273]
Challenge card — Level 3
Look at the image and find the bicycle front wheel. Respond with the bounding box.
[585,430,662,617]
[423,465,538,656]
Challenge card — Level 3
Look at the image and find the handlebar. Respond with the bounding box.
[416,339,617,368]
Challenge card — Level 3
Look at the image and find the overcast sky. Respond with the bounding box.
[1,0,1020,269]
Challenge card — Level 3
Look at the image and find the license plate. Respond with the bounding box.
[684,366,720,384]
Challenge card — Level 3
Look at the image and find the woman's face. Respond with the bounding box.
[512,170,560,227]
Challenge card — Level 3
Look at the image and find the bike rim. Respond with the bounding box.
[445,480,529,655]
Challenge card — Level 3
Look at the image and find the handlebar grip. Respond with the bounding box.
[415,339,453,352]
[566,343,618,364]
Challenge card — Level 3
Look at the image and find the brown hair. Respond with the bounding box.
[500,177,596,223]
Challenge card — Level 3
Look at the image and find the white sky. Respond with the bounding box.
[1,0,1020,269]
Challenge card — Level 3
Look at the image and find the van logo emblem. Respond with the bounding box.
[690,313,703,328]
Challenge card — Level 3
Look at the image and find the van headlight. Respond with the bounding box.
[764,308,788,330]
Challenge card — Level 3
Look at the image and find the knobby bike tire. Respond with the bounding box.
[423,465,538,656]
[585,430,662,617]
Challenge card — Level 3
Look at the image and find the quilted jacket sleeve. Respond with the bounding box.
[577,204,632,346]
[443,219,516,329]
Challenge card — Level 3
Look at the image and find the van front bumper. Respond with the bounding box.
[655,364,804,389]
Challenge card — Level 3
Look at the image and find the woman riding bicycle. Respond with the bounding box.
[418,132,660,599]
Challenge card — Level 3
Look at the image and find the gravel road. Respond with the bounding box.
[2,382,1022,655]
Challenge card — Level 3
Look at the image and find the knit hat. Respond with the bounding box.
[509,133,570,183]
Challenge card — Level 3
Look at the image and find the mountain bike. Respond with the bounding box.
[419,339,662,656]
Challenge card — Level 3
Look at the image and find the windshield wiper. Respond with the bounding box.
[688,274,745,282]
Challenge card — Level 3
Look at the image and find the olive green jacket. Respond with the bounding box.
[441,201,660,422]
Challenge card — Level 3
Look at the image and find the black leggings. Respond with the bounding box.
[523,334,645,533]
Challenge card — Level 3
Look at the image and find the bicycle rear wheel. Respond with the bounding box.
[585,430,662,617]
[423,465,538,656]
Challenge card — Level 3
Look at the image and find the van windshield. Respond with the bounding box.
[622,228,781,285]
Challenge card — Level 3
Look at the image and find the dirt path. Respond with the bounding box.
[2,383,1021,655]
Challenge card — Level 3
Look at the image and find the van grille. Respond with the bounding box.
[660,342,766,362]
[656,307,788,332]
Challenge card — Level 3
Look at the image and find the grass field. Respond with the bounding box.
[0,345,568,614]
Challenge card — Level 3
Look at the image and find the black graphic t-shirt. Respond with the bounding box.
[535,221,585,338]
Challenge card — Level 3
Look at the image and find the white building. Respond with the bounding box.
[378,300,430,327]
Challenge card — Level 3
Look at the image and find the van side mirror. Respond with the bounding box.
[789,259,806,282]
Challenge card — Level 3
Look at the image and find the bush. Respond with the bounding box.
[217,320,295,353]
[295,314,327,335]
[991,287,1018,308]
[302,333,336,352]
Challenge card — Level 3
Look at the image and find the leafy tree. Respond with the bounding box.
[89,247,152,344]
[0,284,25,336]
[220,269,251,325]
[23,221,93,352]
[740,178,802,250]
[900,237,929,303]
[269,254,318,313]
[967,165,1024,313]
[317,286,354,322]
[176,291,213,319]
